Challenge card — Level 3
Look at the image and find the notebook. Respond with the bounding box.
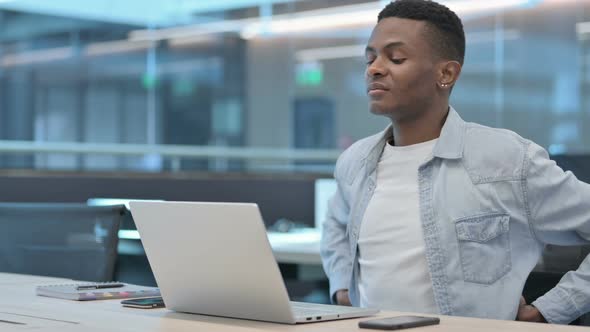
[36,282,160,301]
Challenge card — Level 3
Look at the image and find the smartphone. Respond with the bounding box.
[121,296,165,309]
[359,315,440,330]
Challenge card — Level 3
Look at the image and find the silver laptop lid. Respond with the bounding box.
[129,201,296,324]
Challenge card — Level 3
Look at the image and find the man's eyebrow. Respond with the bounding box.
[365,41,405,53]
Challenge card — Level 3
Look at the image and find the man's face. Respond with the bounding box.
[365,17,440,120]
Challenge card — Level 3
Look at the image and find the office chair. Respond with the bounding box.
[0,203,125,282]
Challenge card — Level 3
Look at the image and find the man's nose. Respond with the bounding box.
[366,58,386,77]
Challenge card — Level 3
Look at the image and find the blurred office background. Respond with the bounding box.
[1,0,590,319]
[0,0,588,174]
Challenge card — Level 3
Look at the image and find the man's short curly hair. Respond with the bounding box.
[378,0,465,65]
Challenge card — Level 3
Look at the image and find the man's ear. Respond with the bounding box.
[437,60,462,89]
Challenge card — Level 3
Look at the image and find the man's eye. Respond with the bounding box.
[392,58,406,64]
[365,59,375,65]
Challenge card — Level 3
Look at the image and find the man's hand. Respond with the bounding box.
[517,296,547,323]
[335,289,352,306]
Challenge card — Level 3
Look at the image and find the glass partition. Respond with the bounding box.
[0,0,587,174]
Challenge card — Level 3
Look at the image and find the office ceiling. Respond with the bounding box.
[0,0,310,26]
[0,0,554,43]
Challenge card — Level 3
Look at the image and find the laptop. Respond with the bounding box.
[129,200,378,324]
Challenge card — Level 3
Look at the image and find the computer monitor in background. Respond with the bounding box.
[314,178,337,232]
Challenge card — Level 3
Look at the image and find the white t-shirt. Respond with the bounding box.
[358,138,439,314]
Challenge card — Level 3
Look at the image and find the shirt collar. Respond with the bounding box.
[363,106,466,176]
[432,106,465,160]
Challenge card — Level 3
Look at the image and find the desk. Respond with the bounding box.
[0,273,585,332]
[267,229,321,265]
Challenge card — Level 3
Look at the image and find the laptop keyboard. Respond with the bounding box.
[290,301,364,316]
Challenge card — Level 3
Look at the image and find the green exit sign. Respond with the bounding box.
[296,62,323,87]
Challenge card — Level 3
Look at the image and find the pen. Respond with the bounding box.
[0,319,25,325]
[76,283,125,290]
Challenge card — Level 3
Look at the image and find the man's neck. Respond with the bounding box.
[389,105,449,147]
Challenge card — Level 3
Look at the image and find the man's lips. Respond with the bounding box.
[367,82,389,95]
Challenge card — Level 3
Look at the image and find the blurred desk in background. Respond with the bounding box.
[117,228,322,266]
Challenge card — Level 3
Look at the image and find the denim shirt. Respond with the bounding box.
[320,107,590,324]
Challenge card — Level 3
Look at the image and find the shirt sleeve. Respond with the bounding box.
[524,142,590,324]
[320,155,354,303]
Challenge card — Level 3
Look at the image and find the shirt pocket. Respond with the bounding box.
[455,213,511,284]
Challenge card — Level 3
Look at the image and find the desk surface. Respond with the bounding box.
[0,273,586,332]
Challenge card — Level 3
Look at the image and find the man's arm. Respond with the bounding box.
[524,142,590,324]
[320,159,354,305]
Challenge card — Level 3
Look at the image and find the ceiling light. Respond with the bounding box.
[295,45,366,62]
[129,0,535,42]
[295,30,522,63]
[1,47,73,67]
[84,40,155,57]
